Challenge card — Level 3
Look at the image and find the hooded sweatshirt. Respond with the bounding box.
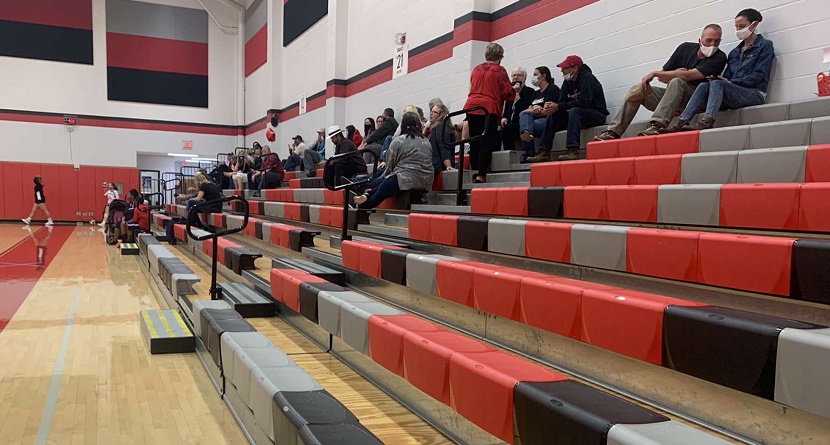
[558,65,609,116]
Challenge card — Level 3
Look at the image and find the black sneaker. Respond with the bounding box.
[594,130,620,141]
[638,121,665,136]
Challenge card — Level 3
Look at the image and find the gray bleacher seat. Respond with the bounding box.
[737,146,807,183]
[749,119,811,149]
[294,189,309,203]
[571,224,629,271]
[236,347,296,408]
[713,109,742,128]
[308,205,321,224]
[261,223,273,243]
[250,367,323,442]
[681,151,738,184]
[788,97,830,120]
[622,121,649,139]
[148,245,177,276]
[220,332,275,388]
[811,116,830,145]
[339,302,404,355]
[405,254,459,295]
[491,150,522,171]
[657,185,721,226]
[740,103,789,125]
[191,300,232,337]
[774,327,830,419]
[264,202,285,218]
[317,291,374,337]
[137,234,159,258]
[488,219,527,256]
[699,126,750,152]
[171,273,200,296]
[225,214,244,230]
[308,189,326,204]
[607,421,732,445]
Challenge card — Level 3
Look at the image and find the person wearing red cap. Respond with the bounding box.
[595,24,727,141]
[463,43,516,183]
[527,55,609,162]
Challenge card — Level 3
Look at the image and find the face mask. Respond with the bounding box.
[700,44,717,58]
[736,22,756,41]
[563,72,573,81]
[531,76,540,87]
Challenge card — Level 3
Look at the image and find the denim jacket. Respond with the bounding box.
[723,34,774,93]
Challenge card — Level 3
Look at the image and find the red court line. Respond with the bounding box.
[0,227,73,333]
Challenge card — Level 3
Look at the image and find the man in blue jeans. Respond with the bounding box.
[667,8,774,131]
[530,56,609,162]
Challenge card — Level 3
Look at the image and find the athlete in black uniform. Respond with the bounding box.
[23,176,54,226]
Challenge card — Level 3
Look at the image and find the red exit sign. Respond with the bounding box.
[63,115,78,126]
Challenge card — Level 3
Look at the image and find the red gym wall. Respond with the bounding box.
[0,162,139,222]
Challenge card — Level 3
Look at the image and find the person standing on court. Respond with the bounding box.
[464,42,516,183]
[22,176,54,226]
[595,24,727,140]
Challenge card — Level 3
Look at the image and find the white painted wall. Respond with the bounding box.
[0,0,243,167]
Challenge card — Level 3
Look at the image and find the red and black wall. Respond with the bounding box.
[0,0,93,65]
[245,0,268,77]
[283,0,327,47]
[106,0,209,108]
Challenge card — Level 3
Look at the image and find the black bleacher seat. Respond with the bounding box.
[380,248,410,285]
[272,390,359,445]
[299,282,346,323]
[297,422,383,445]
[226,247,263,274]
[206,317,256,367]
[528,187,565,218]
[457,216,490,251]
[789,239,830,305]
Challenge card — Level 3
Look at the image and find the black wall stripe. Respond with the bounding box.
[0,20,93,65]
[107,67,208,108]
[283,0,327,46]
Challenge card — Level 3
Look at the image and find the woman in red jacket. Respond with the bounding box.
[347,125,364,147]
[463,43,515,183]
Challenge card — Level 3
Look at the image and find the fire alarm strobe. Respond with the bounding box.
[63,115,78,126]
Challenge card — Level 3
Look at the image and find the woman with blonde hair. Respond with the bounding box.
[428,104,456,173]
[463,42,515,183]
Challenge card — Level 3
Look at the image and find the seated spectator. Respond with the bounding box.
[416,107,427,127]
[364,117,376,140]
[306,129,327,161]
[361,108,399,163]
[325,125,367,186]
[302,145,321,178]
[353,113,434,209]
[376,115,385,128]
[225,154,250,190]
[175,171,223,227]
[425,98,444,127]
[519,66,560,162]
[668,9,773,131]
[428,104,457,173]
[347,125,364,146]
[532,56,609,162]
[120,190,150,242]
[284,135,306,171]
[596,24,727,140]
[248,145,263,188]
[252,145,284,192]
[213,153,234,189]
[463,42,515,183]
[500,67,534,152]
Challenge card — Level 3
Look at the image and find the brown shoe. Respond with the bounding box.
[527,150,551,163]
[557,148,580,161]
[660,120,689,134]
[693,115,715,130]
[638,121,666,136]
[594,130,620,141]
[520,130,534,143]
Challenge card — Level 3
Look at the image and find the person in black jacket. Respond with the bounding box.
[530,56,609,162]
[500,67,535,152]
[518,66,560,162]
[428,104,457,173]
[360,108,399,163]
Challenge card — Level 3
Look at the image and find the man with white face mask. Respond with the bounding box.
[668,9,773,131]
[596,24,727,140]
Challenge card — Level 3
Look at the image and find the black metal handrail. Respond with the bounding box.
[186,195,249,300]
[322,148,380,241]
[443,106,491,206]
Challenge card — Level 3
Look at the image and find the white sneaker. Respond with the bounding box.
[22,218,31,225]
[46,220,54,226]
[97,222,106,227]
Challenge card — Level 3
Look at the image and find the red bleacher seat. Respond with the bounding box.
[243,218,262,238]
[720,184,801,230]
[519,277,583,339]
[341,240,361,271]
[805,144,830,182]
[273,270,329,311]
[376,198,396,210]
[618,137,656,158]
[626,228,700,282]
[496,187,529,216]
[563,186,607,220]
[368,315,443,376]
[559,160,596,186]
[586,140,620,160]
[435,260,477,306]
[408,213,431,242]
[284,171,298,180]
[606,185,659,223]
[581,289,702,364]
[359,243,385,278]
[634,154,683,185]
[318,207,331,227]
[449,351,567,443]
[211,213,224,227]
[530,163,561,187]
[402,330,495,405]
[473,267,523,321]
[329,207,344,227]
[470,189,498,214]
[697,233,796,296]
[284,203,302,221]
[654,131,700,156]
[524,221,572,263]
[593,158,634,185]
[432,171,444,191]
[799,183,830,232]
[289,179,301,189]
[173,224,186,242]
[430,215,459,245]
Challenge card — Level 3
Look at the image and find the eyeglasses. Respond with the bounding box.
[430,109,440,115]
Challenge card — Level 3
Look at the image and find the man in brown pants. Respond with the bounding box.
[596,24,727,140]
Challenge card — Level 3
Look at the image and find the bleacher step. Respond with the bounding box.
[140,309,195,354]
[384,213,409,228]
[271,258,346,286]
[221,282,275,318]
[410,204,472,213]
[426,193,458,206]
[491,150,524,172]
[464,181,529,190]
[358,224,409,238]
[119,243,139,255]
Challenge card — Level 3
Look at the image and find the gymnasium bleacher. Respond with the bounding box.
[152,92,830,442]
